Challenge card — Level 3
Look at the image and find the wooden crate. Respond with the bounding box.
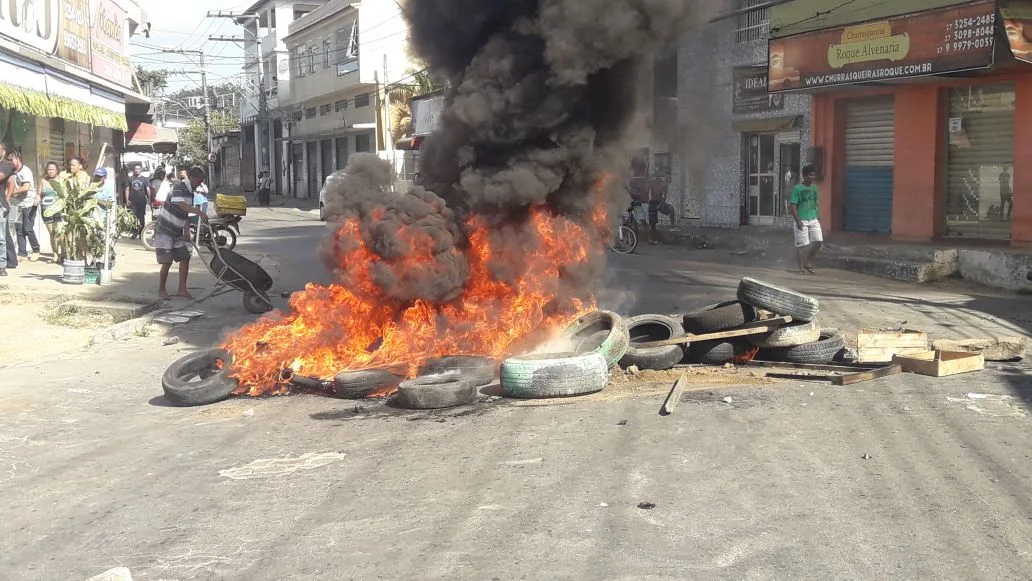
[892,350,985,377]
[857,329,929,363]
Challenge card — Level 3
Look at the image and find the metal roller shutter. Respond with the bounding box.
[49,119,65,168]
[844,98,895,234]
[945,84,1015,240]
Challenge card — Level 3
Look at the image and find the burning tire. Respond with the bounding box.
[161,349,238,407]
[560,310,630,368]
[419,356,496,387]
[737,277,820,323]
[333,369,404,399]
[394,372,478,409]
[619,314,685,371]
[500,351,609,399]
[682,301,756,334]
[749,319,821,348]
[686,340,739,365]
[773,332,847,365]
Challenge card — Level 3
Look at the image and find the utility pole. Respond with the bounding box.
[200,51,213,183]
[209,10,266,188]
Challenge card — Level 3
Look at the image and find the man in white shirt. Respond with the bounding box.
[9,151,39,261]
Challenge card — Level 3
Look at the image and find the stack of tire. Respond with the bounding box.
[682,277,845,365]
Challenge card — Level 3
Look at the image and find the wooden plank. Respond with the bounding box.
[766,372,836,382]
[638,317,793,348]
[893,350,984,377]
[857,330,928,349]
[858,346,929,364]
[742,360,881,373]
[660,373,689,415]
[832,364,902,386]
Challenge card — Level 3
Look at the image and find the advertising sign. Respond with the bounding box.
[733,66,784,113]
[768,1,996,92]
[1002,0,1032,64]
[0,0,60,54]
[412,94,444,136]
[58,0,91,68]
[89,0,131,87]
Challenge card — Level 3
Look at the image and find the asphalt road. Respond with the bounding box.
[3,208,1032,580]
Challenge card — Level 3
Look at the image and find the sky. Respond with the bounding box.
[129,0,253,95]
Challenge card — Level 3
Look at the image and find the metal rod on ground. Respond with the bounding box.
[661,373,689,416]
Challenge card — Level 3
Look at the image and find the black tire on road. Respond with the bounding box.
[394,372,478,409]
[619,314,686,371]
[682,301,757,334]
[775,332,847,364]
[419,356,496,387]
[560,310,630,368]
[243,290,274,314]
[687,340,739,365]
[737,277,820,322]
[333,369,403,399]
[162,348,238,406]
[500,351,610,399]
[749,319,821,348]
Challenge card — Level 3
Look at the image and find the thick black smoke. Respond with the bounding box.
[324,0,715,303]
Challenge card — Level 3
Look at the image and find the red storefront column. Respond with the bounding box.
[1012,75,1032,246]
[891,86,941,240]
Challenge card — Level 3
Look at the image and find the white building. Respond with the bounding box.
[280,0,416,199]
[236,0,326,195]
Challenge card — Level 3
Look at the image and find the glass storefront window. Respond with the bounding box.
[945,83,1015,240]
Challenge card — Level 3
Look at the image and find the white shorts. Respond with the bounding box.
[794,219,823,248]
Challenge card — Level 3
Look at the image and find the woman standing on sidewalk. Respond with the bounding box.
[38,161,62,262]
[65,157,91,188]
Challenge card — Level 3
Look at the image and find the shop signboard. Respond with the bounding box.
[733,66,784,113]
[58,0,91,69]
[1002,0,1032,64]
[0,0,60,54]
[89,0,131,87]
[768,1,996,92]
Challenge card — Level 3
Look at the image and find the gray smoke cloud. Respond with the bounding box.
[322,0,719,305]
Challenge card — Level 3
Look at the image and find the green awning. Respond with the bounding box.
[732,116,800,133]
[0,83,127,131]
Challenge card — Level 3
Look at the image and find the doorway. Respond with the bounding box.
[779,142,801,216]
[746,133,777,225]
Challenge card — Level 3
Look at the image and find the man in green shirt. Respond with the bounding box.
[788,165,822,274]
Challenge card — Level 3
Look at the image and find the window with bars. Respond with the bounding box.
[307,46,317,74]
[294,45,305,77]
[334,99,348,112]
[319,103,332,116]
[323,39,332,68]
[734,0,770,43]
[304,107,316,119]
[355,93,370,108]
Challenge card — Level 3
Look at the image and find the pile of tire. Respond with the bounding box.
[681,277,845,365]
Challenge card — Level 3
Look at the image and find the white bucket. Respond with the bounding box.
[63,259,86,284]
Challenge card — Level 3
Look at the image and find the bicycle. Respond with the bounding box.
[607,203,641,255]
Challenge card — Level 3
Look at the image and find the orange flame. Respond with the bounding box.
[732,345,761,364]
[223,182,613,396]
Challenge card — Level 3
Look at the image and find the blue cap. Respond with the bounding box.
[94,168,107,177]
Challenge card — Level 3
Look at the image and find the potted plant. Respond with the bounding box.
[43,176,106,284]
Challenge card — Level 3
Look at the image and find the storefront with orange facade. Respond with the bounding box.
[769,0,1032,244]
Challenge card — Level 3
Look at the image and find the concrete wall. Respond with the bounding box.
[675,18,812,228]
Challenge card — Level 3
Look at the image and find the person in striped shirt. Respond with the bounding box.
[155,166,208,300]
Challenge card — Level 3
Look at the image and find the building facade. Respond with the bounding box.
[675,0,813,229]
[770,0,1032,244]
[279,0,415,199]
[0,0,150,182]
[237,0,325,194]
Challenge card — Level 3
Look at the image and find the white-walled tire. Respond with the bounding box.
[737,277,820,322]
[500,352,609,399]
[750,319,821,348]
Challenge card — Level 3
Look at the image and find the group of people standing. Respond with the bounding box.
[0,153,211,278]
[0,144,97,276]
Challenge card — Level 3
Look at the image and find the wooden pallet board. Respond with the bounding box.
[892,350,984,377]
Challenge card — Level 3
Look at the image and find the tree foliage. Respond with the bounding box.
[136,66,169,94]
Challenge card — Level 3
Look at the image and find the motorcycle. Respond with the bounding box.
[141,204,241,252]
